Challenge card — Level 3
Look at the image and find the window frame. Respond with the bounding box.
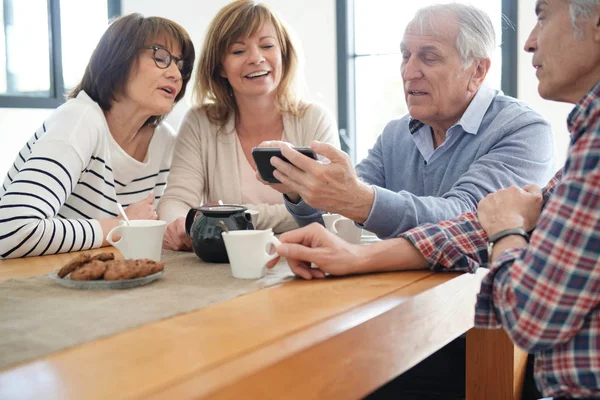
[0,0,121,108]
[336,0,519,162]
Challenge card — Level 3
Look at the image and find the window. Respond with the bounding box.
[0,0,120,108]
[337,0,518,162]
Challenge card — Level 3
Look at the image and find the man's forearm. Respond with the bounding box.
[355,237,428,273]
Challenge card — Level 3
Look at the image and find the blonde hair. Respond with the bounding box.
[194,0,306,126]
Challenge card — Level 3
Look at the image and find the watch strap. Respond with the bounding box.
[488,228,530,245]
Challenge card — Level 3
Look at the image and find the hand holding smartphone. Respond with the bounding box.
[252,146,317,184]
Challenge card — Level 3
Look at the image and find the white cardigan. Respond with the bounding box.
[158,103,340,233]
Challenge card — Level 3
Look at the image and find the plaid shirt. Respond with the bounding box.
[402,172,561,273]
[404,81,600,398]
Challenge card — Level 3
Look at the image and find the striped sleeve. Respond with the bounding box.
[0,138,103,259]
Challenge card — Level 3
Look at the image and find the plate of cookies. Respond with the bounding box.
[49,252,165,290]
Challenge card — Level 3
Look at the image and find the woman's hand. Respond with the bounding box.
[125,194,158,220]
[100,194,159,247]
[163,217,192,251]
[274,223,365,279]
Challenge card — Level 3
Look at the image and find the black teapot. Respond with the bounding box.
[185,205,253,263]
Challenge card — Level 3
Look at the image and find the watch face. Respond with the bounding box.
[486,242,493,264]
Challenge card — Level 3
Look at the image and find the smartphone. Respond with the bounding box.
[252,146,318,184]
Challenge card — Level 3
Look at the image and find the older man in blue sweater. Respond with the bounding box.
[262,4,555,239]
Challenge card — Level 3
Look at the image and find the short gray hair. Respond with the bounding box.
[569,0,600,38]
[408,3,496,66]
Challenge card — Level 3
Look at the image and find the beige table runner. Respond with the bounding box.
[0,250,295,370]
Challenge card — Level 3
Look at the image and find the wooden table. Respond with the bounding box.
[0,249,526,400]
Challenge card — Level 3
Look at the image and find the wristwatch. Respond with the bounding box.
[487,228,529,261]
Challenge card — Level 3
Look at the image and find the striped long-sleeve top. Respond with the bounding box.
[0,91,175,259]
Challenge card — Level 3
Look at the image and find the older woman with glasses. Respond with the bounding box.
[0,13,195,259]
[159,0,339,251]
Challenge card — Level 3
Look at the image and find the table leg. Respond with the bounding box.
[466,328,528,400]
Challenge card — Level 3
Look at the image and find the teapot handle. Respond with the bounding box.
[185,208,199,238]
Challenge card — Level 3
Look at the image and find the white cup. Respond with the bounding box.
[322,213,342,231]
[106,220,166,262]
[245,209,260,228]
[331,217,363,244]
[222,229,280,279]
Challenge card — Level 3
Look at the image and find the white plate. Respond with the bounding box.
[48,270,164,290]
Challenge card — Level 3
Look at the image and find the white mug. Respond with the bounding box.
[322,213,342,232]
[222,229,280,279]
[245,209,260,228]
[331,217,363,244]
[106,220,166,262]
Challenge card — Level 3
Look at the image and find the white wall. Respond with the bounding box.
[518,0,573,168]
[122,0,338,130]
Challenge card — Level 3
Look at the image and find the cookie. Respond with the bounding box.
[58,254,92,278]
[91,252,115,262]
[103,260,143,281]
[136,259,165,278]
[70,260,108,281]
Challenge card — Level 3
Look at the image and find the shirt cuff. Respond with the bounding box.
[474,248,522,329]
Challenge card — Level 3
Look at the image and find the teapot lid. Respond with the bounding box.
[197,205,247,215]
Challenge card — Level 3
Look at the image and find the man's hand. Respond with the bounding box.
[163,217,193,251]
[477,185,543,236]
[254,140,302,202]
[125,194,158,220]
[274,223,366,279]
[271,141,375,223]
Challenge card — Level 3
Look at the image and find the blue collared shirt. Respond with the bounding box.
[410,84,496,162]
[286,85,556,238]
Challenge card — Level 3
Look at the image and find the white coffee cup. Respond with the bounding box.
[322,213,342,231]
[106,220,166,262]
[331,217,363,244]
[222,229,280,279]
[245,209,260,228]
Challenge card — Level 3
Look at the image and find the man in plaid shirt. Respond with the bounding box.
[273,0,600,397]
[473,0,600,396]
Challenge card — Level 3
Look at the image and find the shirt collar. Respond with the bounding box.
[567,80,600,142]
[408,83,497,135]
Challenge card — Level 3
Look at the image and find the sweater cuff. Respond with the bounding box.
[90,219,104,249]
[360,186,406,238]
[284,196,323,226]
[285,196,317,217]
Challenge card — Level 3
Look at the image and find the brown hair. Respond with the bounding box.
[69,13,195,126]
[194,0,306,126]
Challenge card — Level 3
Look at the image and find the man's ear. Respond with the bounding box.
[468,58,491,93]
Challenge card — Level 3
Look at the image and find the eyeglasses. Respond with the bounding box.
[145,45,188,78]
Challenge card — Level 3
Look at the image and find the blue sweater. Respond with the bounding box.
[286,86,556,238]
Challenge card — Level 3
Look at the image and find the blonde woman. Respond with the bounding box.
[159,0,339,251]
